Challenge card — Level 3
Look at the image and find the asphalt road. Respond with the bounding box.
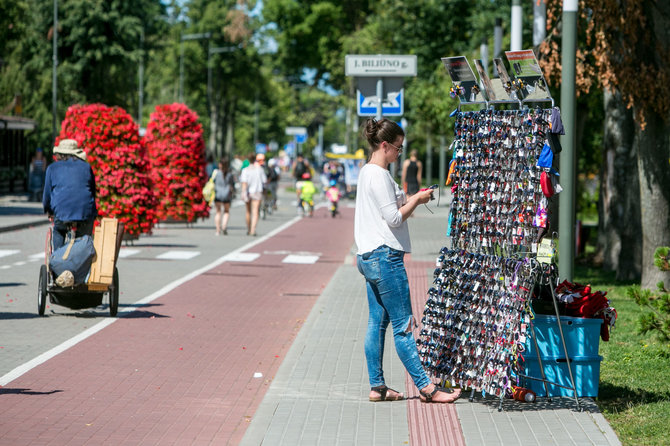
[0,185,309,381]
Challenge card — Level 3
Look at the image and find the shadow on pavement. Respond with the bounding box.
[0,387,63,396]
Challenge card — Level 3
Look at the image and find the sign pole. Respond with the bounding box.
[376,78,383,120]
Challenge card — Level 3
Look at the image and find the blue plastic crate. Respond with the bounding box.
[526,314,602,358]
[523,354,602,397]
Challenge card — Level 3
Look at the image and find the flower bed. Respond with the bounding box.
[58,104,157,237]
[144,103,209,222]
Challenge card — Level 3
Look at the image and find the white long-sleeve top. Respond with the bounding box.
[354,163,411,254]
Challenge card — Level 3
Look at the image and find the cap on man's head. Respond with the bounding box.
[54,139,87,161]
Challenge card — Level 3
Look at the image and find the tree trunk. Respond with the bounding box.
[596,89,641,280]
[224,98,236,159]
[636,0,670,289]
[636,110,670,289]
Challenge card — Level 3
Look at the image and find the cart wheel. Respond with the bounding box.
[109,267,119,317]
[38,264,47,316]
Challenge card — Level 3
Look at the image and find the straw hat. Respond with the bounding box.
[54,139,87,161]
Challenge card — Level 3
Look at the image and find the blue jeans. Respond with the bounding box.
[357,245,430,390]
[52,219,95,250]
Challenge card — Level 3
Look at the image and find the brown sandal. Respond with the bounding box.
[419,386,461,403]
[369,385,405,402]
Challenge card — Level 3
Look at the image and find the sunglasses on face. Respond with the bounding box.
[387,141,404,153]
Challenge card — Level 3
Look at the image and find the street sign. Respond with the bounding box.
[285,126,307,136]
[357,89,404,116]
[295,134,307,144]
[345,55,417,77]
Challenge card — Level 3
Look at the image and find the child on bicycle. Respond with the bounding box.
[326,179,340,217]
[298,172,317,217]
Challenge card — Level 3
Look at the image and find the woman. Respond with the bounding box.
[355,118,460,404]
[213,158,235,235]
[401,149,422,196]
[240,153,267,236]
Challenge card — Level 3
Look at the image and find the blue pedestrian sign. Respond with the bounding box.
[357,89,404,116]
[295,133,307,144]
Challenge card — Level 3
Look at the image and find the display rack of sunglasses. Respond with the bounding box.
[417,104,582,412]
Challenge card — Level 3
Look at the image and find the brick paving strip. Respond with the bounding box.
[406,260,466,446]
[0,208,355,445]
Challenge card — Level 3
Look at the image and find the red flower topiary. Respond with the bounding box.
[144,103,209,222]
[58,103,158,237]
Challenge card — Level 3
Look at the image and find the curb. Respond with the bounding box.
[0,219,50,233]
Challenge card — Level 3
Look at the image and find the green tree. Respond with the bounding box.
[0,0,167,149]
[540,0,670,287]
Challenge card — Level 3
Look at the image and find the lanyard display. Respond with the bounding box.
[418,106,555,398]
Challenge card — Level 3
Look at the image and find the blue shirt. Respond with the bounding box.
[43,158,98,222]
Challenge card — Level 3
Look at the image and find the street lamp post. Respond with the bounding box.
[52,0,58,144]
[179,32,211,103]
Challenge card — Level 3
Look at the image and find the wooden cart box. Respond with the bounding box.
[87,218,123,290]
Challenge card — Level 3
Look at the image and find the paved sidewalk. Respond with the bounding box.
[241,204,621,446]
[0,189,622,445]
[0,193,49,233]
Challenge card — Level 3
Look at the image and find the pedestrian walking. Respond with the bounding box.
[355,118,461,404]
[213,158,235,235]
[29,147,47,201]
[240,153,267,236]
[401,149,422,196]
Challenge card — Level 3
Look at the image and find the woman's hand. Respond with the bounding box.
[414,188,433,205]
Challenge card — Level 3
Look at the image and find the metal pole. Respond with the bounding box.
[511,0,523,51]
[138,27,144,125]
[426,133,433,186]
[494,18,503,77]
[480,38,489,74]
[179,41,184,103]
[559,0,578,281]
[533,0,547,46]
[207,43,212,113]
[439,135,446,199]
[376,78,383,121]
[52,0,58,144]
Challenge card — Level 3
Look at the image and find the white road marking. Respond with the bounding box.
[29,253,44,259]
[0,214,302,387]
[12,261,27,266]
[156,250,200,260]
[0,265,10,270]
[118,248,141,258]
[0,250,20,259]
[282,254,319,264]
[223,252,260,262]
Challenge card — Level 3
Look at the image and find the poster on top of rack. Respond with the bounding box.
[441,56,486,104]
[504,49,552,102]
[490,58,516,101]
[474,59,495,101]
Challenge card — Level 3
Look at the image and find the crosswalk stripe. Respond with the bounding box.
[282,254,319,264]
[0,250,20,259]
[156,250,200,260]
[118,249,141,258]
[223,252,260,262]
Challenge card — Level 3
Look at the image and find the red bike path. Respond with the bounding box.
[0,208,357,445]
